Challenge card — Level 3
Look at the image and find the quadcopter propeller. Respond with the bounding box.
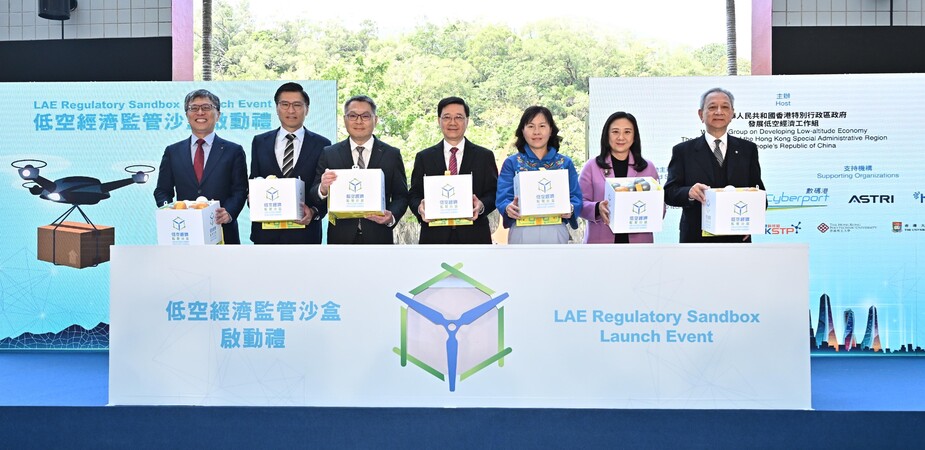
[22,181,42,195]
[11,159,48,181]
[124,164,155,184]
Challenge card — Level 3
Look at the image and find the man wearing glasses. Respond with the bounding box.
[154,89,248,244]
[311,95,408,244]
[249,82,332,244]
[408,97,498,244]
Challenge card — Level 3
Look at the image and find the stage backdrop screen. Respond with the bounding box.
[0,81,337,349]
[590,74,924,355]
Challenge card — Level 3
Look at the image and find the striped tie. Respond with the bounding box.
[449,147,459,175]
[713,139,724,166]
[356,146,366,169]
[282,133,296,177]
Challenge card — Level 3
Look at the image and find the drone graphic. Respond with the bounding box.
[12,159,154,227]
[395,263,510,392]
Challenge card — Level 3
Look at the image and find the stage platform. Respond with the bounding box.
[1,352,923,448]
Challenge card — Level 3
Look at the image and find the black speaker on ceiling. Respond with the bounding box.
[38,0,78,21]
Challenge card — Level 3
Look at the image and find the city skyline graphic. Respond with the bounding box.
[811,293,909,354]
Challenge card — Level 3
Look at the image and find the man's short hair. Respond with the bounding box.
[185,89,221,112]
[437,97,470,117]
[344,95,377,115]
[699,87,735,110]
[275,82,310,105]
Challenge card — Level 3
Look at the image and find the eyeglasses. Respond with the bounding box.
[345,113,374,122]
[440,115,467,123]
[186,104,215,113]
[278,101,306,111]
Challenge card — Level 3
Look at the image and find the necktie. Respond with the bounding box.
[282,133,296,177]
[355,146,366,233]
[449,147,459,175]
[193,138,205,182]
[356,146,366,169]
[713,139,724,166]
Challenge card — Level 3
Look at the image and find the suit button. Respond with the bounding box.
[197,189,202,194]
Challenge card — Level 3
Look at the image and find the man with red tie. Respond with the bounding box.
[154,89,248,244]
[408,97,498,244]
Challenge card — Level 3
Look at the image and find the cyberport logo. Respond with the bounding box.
[393,263,512,392]
[766,191,830,210]
[537,178,552,193]
[265,187,279,201]
[766,221,801,235]
[441,184,455,199]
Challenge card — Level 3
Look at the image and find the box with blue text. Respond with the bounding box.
[155,200,222,245]
[513,169,570,217]
[423,174,473,220]
[248,177,305,222]
[328,168,385,219]
[604,177,663,233]
[702,187,766,236]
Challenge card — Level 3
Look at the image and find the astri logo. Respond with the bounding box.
[849,194,893,204]
[393,263,512,392]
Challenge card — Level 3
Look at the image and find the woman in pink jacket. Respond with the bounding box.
[579,111,660,244]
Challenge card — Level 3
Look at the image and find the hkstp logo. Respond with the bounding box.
[766,221,801,235]
[915,191,924,204]
[393,263,512,392]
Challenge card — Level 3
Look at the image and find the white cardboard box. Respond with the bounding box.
[155,200,222,246]
[604,177,664,233]
[423,174,473,220]
[702,188,766,235]
[513,169,570,216]
[328,168,386,218]
[248,178,306,222]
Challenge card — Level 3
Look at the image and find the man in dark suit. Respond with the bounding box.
[309,95,408,244]
[154,89,248,244]
[249,82,331,244]
[664,87,766,243]
[409,97,498,244]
